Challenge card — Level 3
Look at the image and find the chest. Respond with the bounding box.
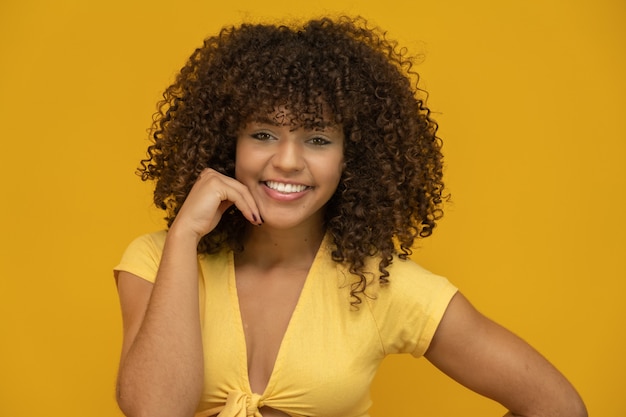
[235,266,308,395]
[196,251,384,417]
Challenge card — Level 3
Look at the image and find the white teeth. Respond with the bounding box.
[266,181,308,193]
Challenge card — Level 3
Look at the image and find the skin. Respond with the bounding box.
[235,120,345,232]
[115,120,587,417]
[425,294,587,417]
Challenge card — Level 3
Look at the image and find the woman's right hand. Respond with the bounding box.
[116,167,261,417]
[170,168,262,241]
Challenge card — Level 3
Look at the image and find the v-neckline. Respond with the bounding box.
[228,235,329,397]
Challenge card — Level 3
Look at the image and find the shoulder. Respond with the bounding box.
[123,230,169,262]
[113,230,169,283]
[367,255,457,301]
[361,255,458,356]
[134,229,167,247]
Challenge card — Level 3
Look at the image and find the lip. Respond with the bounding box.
[262,180,312,201]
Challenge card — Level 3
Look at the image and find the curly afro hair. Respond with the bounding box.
[138,16,447,306]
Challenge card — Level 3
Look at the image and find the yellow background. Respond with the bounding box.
[1,0,624,415]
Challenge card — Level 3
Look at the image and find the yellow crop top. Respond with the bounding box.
[114,231,457,417]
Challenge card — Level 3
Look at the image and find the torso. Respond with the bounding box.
[234,260,310,417]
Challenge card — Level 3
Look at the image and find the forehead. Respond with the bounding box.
[247,104,338,130]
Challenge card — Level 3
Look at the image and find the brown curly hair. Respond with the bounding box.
[138,16,446,306]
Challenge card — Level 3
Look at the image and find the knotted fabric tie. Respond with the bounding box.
[195,391,264,417]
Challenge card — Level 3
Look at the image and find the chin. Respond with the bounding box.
[260,212,324,231]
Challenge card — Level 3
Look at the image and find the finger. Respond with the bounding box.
[197,169,262,225]
[215,184,262,225]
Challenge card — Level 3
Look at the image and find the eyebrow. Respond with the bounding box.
[249,116,340,132]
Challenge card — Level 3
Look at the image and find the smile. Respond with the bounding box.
[265,181,310,194]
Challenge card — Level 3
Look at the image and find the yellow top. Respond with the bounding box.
[115,231,457,417]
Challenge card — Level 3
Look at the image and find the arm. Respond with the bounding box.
[116,230,203,417]
[116,169,262,417]
[424,292,587,417]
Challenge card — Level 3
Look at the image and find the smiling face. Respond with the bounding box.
[235,115,344,232]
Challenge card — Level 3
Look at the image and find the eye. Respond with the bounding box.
[251,131,275,141]
[308,136,331,146]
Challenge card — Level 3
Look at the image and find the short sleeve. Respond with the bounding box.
[365,258,458,358]
[113,230,168,283]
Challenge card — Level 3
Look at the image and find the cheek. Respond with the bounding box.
[233,143,258,182]
[324,156,345,189]
[233,159,243,181]
[335,155,346,178]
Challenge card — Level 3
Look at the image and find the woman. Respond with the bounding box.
[114,16,587,417]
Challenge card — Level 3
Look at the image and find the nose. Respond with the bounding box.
[272,138,305,172]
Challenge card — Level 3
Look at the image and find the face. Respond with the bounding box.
[235,117,344,232]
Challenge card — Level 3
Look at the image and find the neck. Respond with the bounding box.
[237,224,326,270]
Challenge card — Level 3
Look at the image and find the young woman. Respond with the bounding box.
[114,16,587,417]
